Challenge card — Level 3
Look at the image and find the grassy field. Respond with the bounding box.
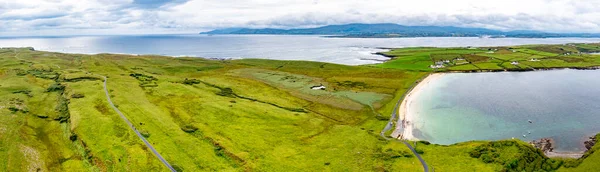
[375,43,600,71]
[1,43,599,171]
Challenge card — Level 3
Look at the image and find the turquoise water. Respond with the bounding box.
[411,70,600,152]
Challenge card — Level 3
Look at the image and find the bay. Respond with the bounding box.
[412,70,600,152]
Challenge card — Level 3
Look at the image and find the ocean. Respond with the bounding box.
[1,34,600,65]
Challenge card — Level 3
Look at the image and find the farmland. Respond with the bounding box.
[374,43,600,72]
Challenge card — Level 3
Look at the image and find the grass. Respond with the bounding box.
[375,44,600,72]
[1,43,600,171]
[0,48,431,171]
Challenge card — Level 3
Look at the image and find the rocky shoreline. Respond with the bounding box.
[584,135,597,150]
[529,136,597,159]
[530,138,555,153]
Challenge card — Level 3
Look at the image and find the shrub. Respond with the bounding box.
[55,96,70,123]
[418,140,431,145]
[12,90,32,97]
[46,83,65,92]
[172,165,184,172]
[375,115,390,121]
[69,134,78,141]
[8,107,19,112]
[182,78,201,85]
[181,125,198,133]
[140,131,150,138]
[216,88,235,97]
[470,140,562,171]
[36,114,49,118]
[71,93,85,99]
[414,148,425,155]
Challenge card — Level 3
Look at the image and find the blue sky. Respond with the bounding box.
[1,0,599,36]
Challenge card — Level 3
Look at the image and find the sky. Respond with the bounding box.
[1,0,600,36]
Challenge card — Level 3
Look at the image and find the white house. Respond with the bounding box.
[311,85,326,90]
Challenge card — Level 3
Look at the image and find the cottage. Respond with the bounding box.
[529,58,540,62]
[511,61,519,65]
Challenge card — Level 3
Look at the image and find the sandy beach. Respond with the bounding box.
[392,73,445,140]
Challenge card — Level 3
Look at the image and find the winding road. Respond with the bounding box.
[103,76,176,172]
[380,74,431,172]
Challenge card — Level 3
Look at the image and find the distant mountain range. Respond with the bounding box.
[201,23,600,38]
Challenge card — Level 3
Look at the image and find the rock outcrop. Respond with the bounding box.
[584,136,597,151]
[529,138,554,153]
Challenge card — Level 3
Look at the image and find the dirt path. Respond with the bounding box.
[103,76,176,172]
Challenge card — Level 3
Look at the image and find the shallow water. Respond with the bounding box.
[1,35,600,65]
[411,70,600,152]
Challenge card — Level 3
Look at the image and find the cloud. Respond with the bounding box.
[0,0,599,35]
[131,0,190,8]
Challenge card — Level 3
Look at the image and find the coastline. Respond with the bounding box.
[392,73,445,140]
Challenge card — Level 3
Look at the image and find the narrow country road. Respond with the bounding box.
[103,76,176,172]
[380,74,431,172]
[403,141,430,172]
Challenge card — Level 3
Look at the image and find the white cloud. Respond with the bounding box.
[0,0,599,35]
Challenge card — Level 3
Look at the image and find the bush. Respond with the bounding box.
[172,165,184,172]
[375,115,390,121]
[414,148,425,155]
[35,114,49,118]
[140,131,150,138]
[69,134,78,141]
[181,125,198,133]
[470,140,562,171]
[55,96,70,123]
[12,90,32,97]
[46,83,65,92]
[481,154,494,163]
[216,88,235,97]
[8,107,19,112]
[182,78,201,85]
[71,93,85,99]
[418,141,431,145]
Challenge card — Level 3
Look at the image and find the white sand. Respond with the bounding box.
[392,73,445,140]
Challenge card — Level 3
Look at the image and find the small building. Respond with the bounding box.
[310,85,326,90]
[511,61,519,65]
[529,58,540,62]
[430,64,445,69]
